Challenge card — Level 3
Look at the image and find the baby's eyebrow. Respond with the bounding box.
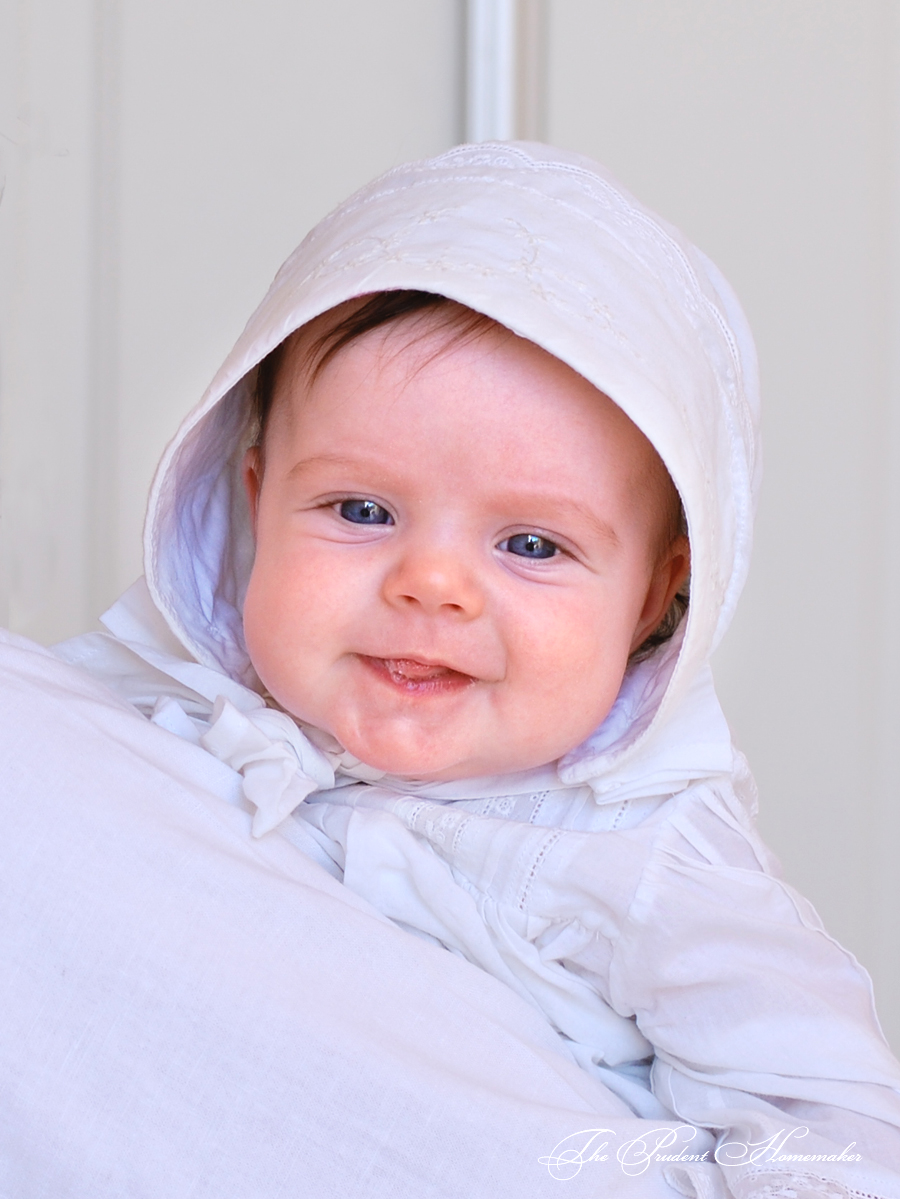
[568,504,621,548]
[285,452,387,482]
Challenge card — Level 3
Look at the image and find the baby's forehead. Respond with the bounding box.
[268,291,653,434]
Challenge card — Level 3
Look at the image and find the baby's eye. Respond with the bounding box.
[499,533,559,560]
[338,499,393,525]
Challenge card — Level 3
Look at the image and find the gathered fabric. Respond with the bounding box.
[57,142,900,1197]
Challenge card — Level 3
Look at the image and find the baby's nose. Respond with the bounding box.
[381,550,485,620]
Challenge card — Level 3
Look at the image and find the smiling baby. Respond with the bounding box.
[57,144,900,1197]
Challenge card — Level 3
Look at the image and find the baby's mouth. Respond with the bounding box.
[359,656,475,692]
[385,658,455,682]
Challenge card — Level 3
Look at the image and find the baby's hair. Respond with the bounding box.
[253,291,497,438]
[252,290,688,661]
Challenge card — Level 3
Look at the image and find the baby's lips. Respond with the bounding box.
[356,654,480,685]
[382,658,465,683]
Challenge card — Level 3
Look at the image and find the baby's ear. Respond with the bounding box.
[631,537,691,653]
[242,446,262,532]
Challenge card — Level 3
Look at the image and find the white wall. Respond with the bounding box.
[3,1,899,1045]
[1,0,96,641]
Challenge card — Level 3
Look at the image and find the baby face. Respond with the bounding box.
[242,317,688,781]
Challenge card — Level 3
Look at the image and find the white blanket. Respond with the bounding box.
[0,629,731,1197]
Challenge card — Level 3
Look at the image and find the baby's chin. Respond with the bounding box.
[329,721,561,784]
[338,735,488,783]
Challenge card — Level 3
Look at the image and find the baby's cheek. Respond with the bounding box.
[242,568,280,686]
[514,594,600,675]
[243,559,305,670]
[513,600,627,732]
[242,548,348,717]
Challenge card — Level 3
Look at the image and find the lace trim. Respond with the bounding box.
[732,1170,891,1199]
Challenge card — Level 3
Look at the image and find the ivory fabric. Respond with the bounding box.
[49,142,900,1196]
[2,628,705,1199]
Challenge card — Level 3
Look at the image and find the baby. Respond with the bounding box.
[58,143,900,1196]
